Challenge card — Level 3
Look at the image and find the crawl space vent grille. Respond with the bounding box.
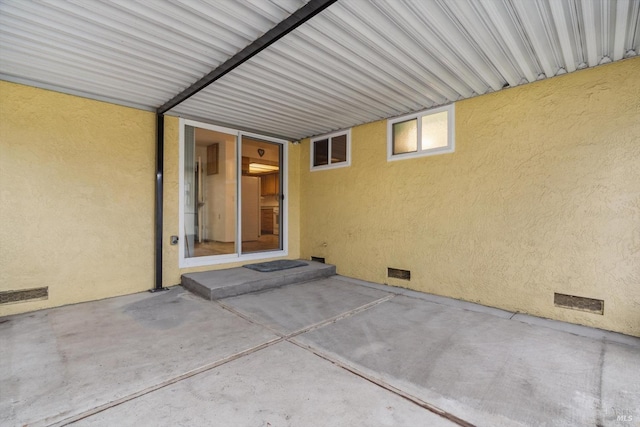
[0,287,49,305]
[388,267,411,280]
[554,293,603,315]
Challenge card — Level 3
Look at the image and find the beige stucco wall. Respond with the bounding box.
[300,58,640,336]
[0,82,301,316]
[2,58,637,334]
[0,81,156,316]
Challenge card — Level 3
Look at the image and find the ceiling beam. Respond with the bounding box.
[157,0,338,114]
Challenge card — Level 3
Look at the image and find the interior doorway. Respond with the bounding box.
[180,120,287,267]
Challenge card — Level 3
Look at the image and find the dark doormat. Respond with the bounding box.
[243,260,309,272]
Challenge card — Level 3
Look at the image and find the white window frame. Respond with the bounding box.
[179,118,288,268]
[310,129,351,171]
[387,104,455,161]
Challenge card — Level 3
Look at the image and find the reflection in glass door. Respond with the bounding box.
[183,125,237,258]
[241,136,282,254]
[182,122,284,262]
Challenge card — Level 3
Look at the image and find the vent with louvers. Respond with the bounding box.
[0,287,49,305]
[554,293,604,315]
[388,267,411,280]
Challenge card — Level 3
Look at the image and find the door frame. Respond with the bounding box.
[178,118,288,268]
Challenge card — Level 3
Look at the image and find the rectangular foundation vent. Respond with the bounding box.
[0,287,49,305]
[554,293,603,315]
[388,267,410,281]
[311,256,325,263]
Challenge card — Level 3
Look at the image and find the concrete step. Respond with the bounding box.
[181,260,336,300]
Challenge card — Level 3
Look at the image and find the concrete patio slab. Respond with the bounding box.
[181,259,335,300]
[294,294,640,427]
[333,275,515,319]
[335,275,638,347]
[601,343,640,425]
[221,277,392,334]
[71,341,456,427]
[2,277,638,427]
[0,288,278,427]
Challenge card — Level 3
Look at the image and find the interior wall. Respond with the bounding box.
[300,58,640,337]
[194,145,207,240]
[223,140,237,242]
[204,140,234,243]
[0,81,156,316]
[205,162,216,242]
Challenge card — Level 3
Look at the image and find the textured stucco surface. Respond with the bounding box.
[161,115,180,286]
[0,81,156,316]
[0,83,301,316]
[300,58,640,336]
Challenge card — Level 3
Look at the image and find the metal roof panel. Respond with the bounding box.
[1,0,637,139]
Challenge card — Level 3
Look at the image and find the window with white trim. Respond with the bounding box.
[387,104,455,161]
[311,129,351,170]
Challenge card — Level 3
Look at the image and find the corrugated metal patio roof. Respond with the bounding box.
[1,0,638,140]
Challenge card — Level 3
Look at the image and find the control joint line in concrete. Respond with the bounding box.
[285,294,396,339]
[288,339,477,427]
[51,293,395,426]
[50,337,284,427]
[215,300,287,338]
[216,293,396,341]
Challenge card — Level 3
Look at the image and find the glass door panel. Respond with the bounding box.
[240,136,282,254]
[183,125,237,257]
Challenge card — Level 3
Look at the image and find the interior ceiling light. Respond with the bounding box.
[249,163,279,173]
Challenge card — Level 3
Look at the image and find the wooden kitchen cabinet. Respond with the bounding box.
[260,173,279,196]
[261,208,274,234]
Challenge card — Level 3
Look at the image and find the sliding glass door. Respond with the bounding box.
[180,120,286,267]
